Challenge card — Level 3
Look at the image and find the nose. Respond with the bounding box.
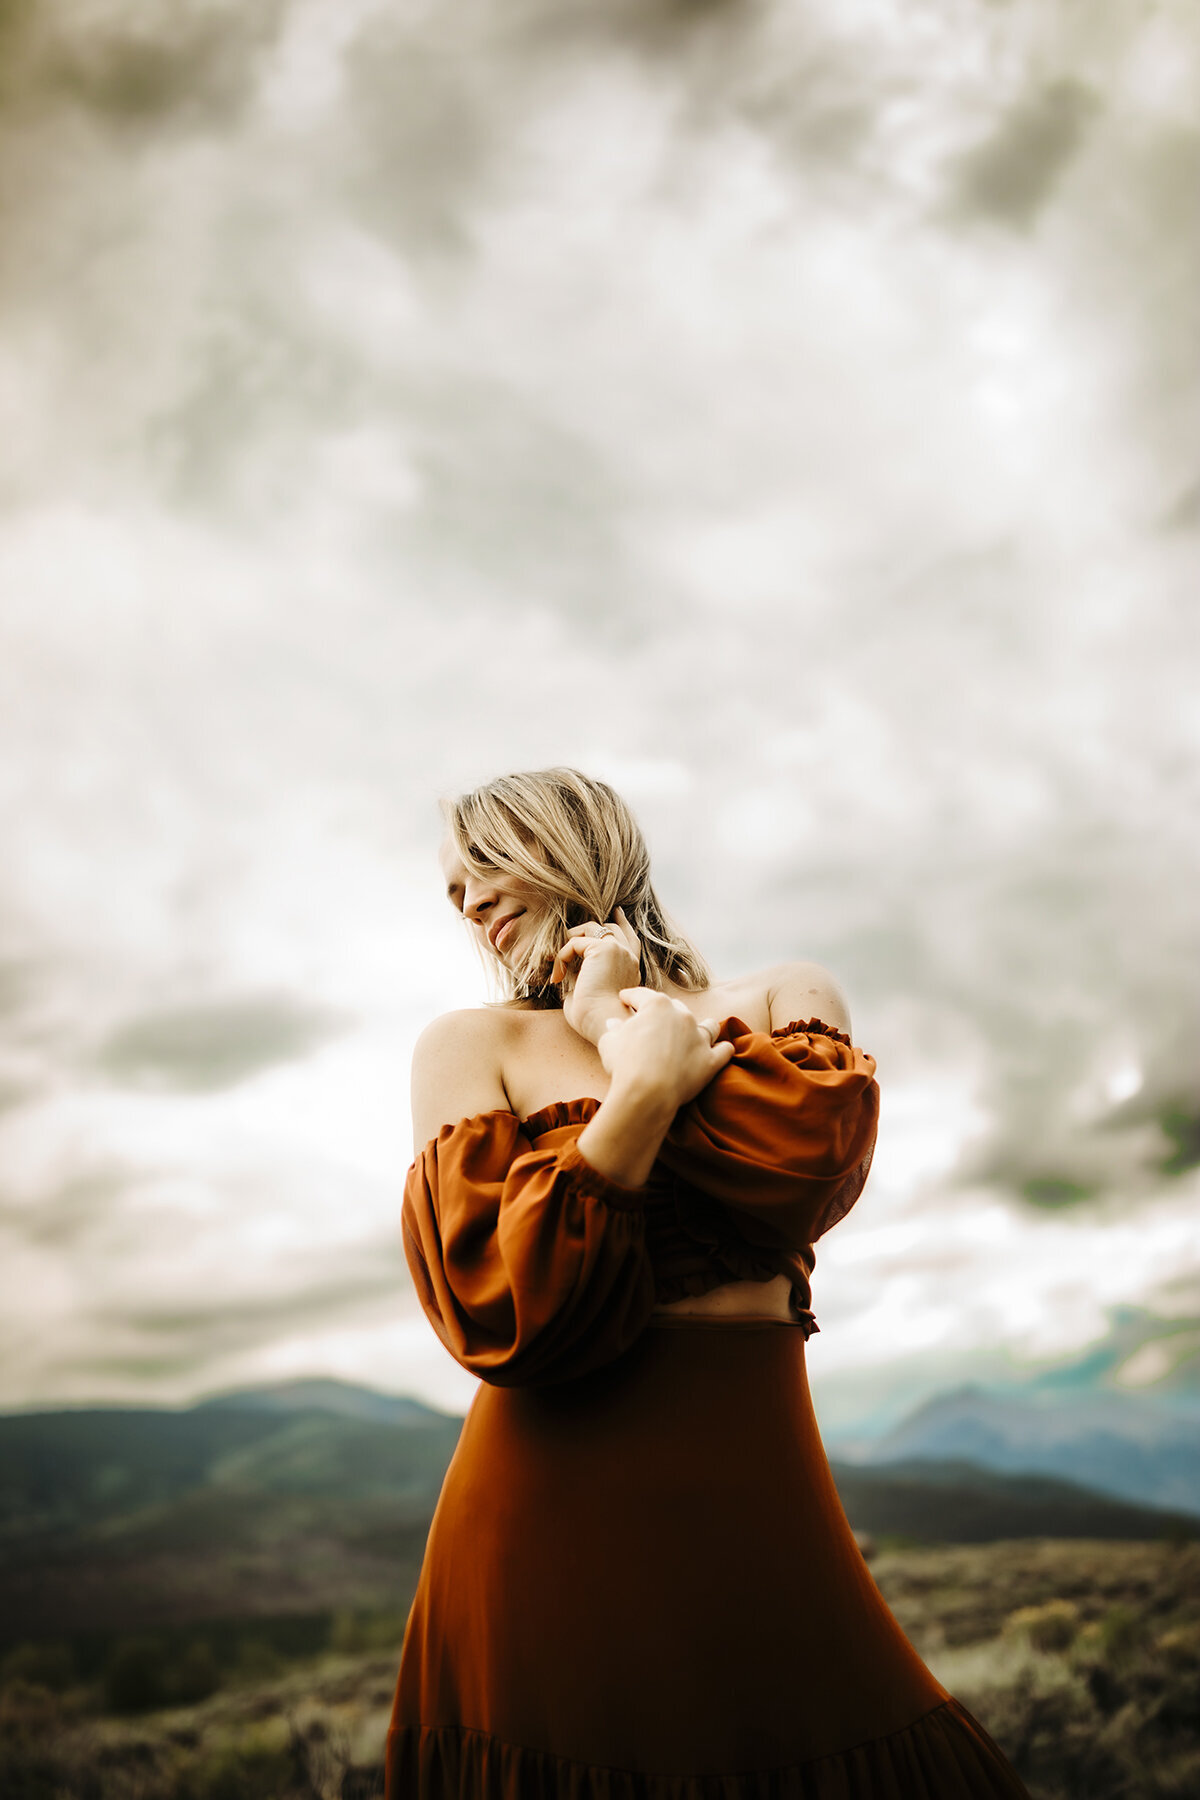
[462,874,503,925]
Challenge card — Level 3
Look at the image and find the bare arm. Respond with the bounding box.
[578,990,734,1187]
[575,1062,682,1190]
[548,914,737,1185]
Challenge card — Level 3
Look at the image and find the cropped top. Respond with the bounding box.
[401,1018,878,1388]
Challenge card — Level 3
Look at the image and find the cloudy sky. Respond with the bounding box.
[1,0,1197,1434]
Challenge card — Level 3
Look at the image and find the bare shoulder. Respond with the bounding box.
[411,1005,510,1062]
[748,960,853,1037]
[410,1007,517,1151]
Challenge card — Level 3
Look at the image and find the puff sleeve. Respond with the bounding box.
[402,1114,657,1387]
[658,1018,879,1251]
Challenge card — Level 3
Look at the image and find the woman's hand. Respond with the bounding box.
[573,989,733,1188]
[551,906,642,1045]
[597,988,734,1115]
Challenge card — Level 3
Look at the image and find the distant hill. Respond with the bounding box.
[850,1385,1200,1517]
[829,1456,1197,1545]
[193,1377,448,1427]
[0,1381,1194,1649]
[0,1384,465,1647]
[0,1381,462,1537]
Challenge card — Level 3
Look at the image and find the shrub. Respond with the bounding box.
[1156,1621,1200,1670]
[328,1610,408,1656]
[329,1610,368,1655]
[232,1638,284,1682]
[182,1741,294,1800]
[341,1765,386,1799]
[103,1638,168,1715]
[1099,1602,1145,1666]
[1003,1598,1080,1653]
[170,1641,220,1706]
[0,1643,76,1693]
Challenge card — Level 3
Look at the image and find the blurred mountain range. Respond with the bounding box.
[837,1385,1200,1517]
[1,1377,1196,1655]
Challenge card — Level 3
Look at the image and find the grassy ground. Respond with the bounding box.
[877,1538,1200,1799]
[1,1539,1197,1798]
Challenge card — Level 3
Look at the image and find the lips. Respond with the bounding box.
[488,911,523,953]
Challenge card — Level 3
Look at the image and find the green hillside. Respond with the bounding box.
[1,1383,1194,1657]
[832,1456,1200,1546]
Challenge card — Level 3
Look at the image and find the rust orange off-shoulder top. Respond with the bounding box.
[402,1018,878,1389]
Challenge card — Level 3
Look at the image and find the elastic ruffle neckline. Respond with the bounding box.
[518,1017,854,1140]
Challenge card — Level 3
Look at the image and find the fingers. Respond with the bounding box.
[563,919,617,943]
[552,929,627,984]
[612,905,640,955]
[552,930,587,978]
[615,987,698,1009]
[549,939,583,983]
[618,993,734,1051]
[616,990,728,1042]
[552,919,643,987]
[563,912,639,954]
[616,986,659,1009]
[552,925,600,977]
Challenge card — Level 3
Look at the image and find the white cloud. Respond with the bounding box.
[0,0,1196,1415]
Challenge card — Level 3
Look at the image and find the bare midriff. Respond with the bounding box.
[650,1270,797,1324]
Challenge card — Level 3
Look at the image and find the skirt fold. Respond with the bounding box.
[388,1699,1030,1799]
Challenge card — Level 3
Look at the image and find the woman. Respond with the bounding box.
[386,767,1030,1799]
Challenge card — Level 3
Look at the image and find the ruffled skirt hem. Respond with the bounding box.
[386,1698,1030,1798]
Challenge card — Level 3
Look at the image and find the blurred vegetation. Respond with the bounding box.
[876,1538,1200,1799]
[0,1542,1196,1798]
[0,1607,397,1800]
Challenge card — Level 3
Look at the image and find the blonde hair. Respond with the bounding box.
[442,767,711,1009]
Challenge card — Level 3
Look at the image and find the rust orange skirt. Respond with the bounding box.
[386,1321,1030,1798]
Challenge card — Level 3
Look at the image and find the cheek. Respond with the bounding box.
[508,884,549,925]
[525,904,559,940]
[507,908,553,962]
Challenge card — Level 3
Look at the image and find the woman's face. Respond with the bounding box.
[438,837,549,970]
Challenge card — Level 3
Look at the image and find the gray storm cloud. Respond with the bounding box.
[0,0,1196,1409]
[94,996,350,1092]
